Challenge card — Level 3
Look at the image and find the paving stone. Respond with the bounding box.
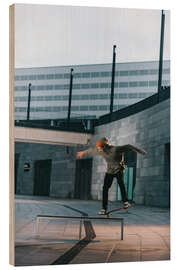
[14,195,170,266]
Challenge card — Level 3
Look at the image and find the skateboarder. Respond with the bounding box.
[77,137,146,215]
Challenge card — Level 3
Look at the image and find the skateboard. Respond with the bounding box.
[105,207,129,218]
[102,203,134,218]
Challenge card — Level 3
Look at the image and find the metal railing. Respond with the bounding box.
[36,215,124,240]
[96,86,170,126]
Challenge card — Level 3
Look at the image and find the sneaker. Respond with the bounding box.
[123,202,131,209]
[98,209,107,215]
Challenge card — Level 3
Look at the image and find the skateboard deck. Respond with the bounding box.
[99,204,134,218]
[106,207,129,218]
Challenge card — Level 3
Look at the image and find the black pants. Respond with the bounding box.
[102,170,128,210]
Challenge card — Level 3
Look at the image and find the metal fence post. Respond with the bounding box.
[79,219,82,240]
[121,219,124,240]
[36,216,40,237]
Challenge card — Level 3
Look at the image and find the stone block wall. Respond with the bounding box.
[15,143,77,198]
[89,99,170,207]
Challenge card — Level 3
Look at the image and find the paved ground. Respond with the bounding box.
[14,195,170,266]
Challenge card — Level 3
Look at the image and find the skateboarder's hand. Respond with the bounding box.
[77,151,84,159]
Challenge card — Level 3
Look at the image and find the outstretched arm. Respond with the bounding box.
[116,144,147,155]
[77,148,99,159]
[77,151,85,159]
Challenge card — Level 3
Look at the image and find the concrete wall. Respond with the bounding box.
[15,142,77,198]
[88,99,170,207]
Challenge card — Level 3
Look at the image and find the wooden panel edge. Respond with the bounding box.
[9,3,15,266]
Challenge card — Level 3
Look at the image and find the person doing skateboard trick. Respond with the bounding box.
[77,137,146,215]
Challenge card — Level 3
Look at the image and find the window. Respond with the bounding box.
[64,73,70,79]
[37,74,45,80]
[29,75,37,80]
[80,106,88,111]
[46,85,53,90]
[91,83,99,88]
[15,86,27,91]
[62,106,68,111]
[54,84,61,90]
[139,70,149,75]
[139,81,148,87]
[82,72,90,78]
[55,74,63,79]
[91,72,100,77]
[81,84,89,89]
[163,68,170,74]
[99,94,109,99]
[119,93,127,98]
[15,107,26,112]
[99,105,108,111]
[72,106,79,111]
[81,95,88,100]
[63,84,69,90]
[36,107,46,112]
[129,70,138,76]
[73,84,81,89]
[90,105,98,111]
[120,71,128,76]
[72,95,80,100]
[37,85,45,90]
[46,74,54,80]
[128,93,137,98]
[23,75,28,80]
[49,107,57,112]
[14,76,20,81]
[90,94,98,100]
[100,72,110,77]
[149,69,158,75]
[54,96,60,101]
[74,73,81,78]
[149,80,158,86]
[100,83,109,88]
[15,96,27,102]
[129,81,138,87]
[119,82,128,87]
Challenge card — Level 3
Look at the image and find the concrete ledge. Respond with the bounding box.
[14,126,92,146]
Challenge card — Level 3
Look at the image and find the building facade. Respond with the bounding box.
[15,90,170,207]
[14,60,170,120]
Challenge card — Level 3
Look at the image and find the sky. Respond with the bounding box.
[14,4,170,68]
